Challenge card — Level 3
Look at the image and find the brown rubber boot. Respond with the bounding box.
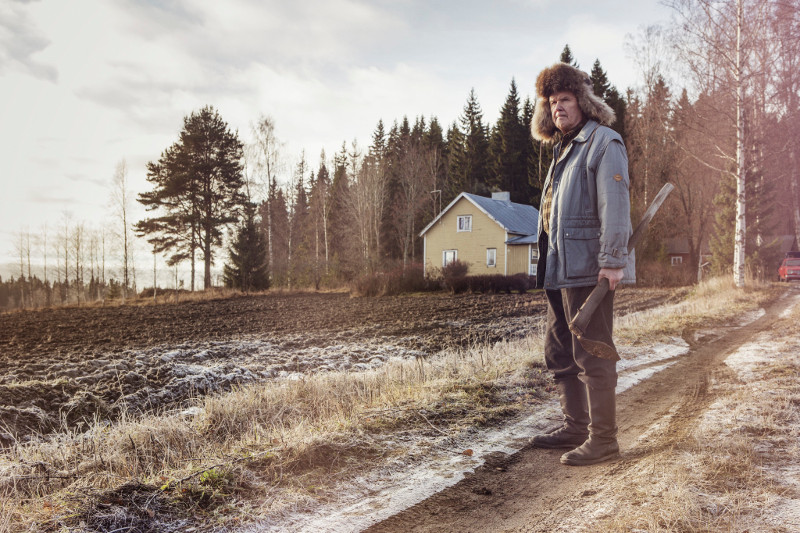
[560,385,619,465]
[531,377,589,449]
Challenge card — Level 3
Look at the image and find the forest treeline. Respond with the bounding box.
[5,0,800,310]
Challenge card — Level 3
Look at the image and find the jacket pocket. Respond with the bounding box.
[564,227,601,279]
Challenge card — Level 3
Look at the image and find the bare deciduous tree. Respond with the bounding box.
[111,159,132,299]
[346,142,387,273]
[391,137,434,268]
[251,116,284,284]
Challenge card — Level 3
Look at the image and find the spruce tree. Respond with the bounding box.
[371,119,387,160]
[522,96,546,207]
[327,143,354,278]
[590,59,627,141]
[459,89,490,196]
[289,155,311,287]
[270,188,290,286]
[223,203,269,292]
[560,44,579,67]
[309,153,331,287]
[490,79,532,203]
[445,121,466,204]
[710,175,737,275]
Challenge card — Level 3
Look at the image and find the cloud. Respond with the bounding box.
[0,1,58,81]
[65,172,107,188]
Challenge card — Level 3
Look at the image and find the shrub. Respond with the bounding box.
[444,272,534,294]
[636,261,695,287]
[441,260,469,293]
[349,263,438,297]
[441,259,469,280]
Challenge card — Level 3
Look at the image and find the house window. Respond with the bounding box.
[487,248,497,267]
[457,215,472,232]
[443,249,458,267]
[671,256,683,266]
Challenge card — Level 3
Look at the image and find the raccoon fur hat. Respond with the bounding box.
[531,62,615,143]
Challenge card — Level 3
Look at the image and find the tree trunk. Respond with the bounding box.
[733,0,746,288]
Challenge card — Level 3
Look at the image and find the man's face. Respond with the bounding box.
[549,91,583,133]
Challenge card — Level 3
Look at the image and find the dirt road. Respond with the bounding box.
[364,288,797,533]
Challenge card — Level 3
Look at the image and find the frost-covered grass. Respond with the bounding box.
[0,276,783,532]
[0,332,551,530]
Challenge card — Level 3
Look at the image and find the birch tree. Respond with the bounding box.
[110,159,132,299]
[666,0,772,287]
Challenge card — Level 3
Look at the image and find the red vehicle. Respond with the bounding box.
[779,252,800,282]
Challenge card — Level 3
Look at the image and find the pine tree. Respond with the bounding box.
[136,106,246,290]
[223,203,269,292]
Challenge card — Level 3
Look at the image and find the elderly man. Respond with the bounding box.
[529,62,633,466]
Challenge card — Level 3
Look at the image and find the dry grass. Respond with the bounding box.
[0,331,549,530]
[590,298,800,533]
[0,276,783,531]
[615,276,779,344]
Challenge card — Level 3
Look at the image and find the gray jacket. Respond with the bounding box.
[536,120,634,290]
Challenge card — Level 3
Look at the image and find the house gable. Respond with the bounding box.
[420,192,539,276]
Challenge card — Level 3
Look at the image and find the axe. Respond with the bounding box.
[568,182,675,361]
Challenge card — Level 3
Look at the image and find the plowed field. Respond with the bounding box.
[0,288,678,444]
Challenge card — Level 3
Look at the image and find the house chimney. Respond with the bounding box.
[492,191,511,203]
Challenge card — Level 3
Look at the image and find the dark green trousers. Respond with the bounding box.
[544,286,617,390]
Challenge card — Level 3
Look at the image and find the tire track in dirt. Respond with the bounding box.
[363,290,792,533]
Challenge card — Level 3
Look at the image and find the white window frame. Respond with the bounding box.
[486,248,497,267]
[457,215,472,232]
[671,256,683,266]
[443,249,458,267]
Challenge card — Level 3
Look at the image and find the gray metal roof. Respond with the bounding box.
[506,234,539,245]
[419,192,540,237]
[464,193,539,236]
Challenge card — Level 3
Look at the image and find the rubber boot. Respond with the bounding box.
[560,385,619,465]
[531,377,589,449]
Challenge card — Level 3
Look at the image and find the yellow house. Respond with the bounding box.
[419,191,539,278]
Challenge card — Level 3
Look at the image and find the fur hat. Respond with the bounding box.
[531,62,615,143]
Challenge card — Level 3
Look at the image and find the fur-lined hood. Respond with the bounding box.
[531,62,615,143]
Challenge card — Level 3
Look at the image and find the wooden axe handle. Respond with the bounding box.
[568,183,675,360]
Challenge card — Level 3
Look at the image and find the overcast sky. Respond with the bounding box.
[0,0,673,281]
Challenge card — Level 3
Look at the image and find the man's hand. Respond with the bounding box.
[599,267,624,291]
